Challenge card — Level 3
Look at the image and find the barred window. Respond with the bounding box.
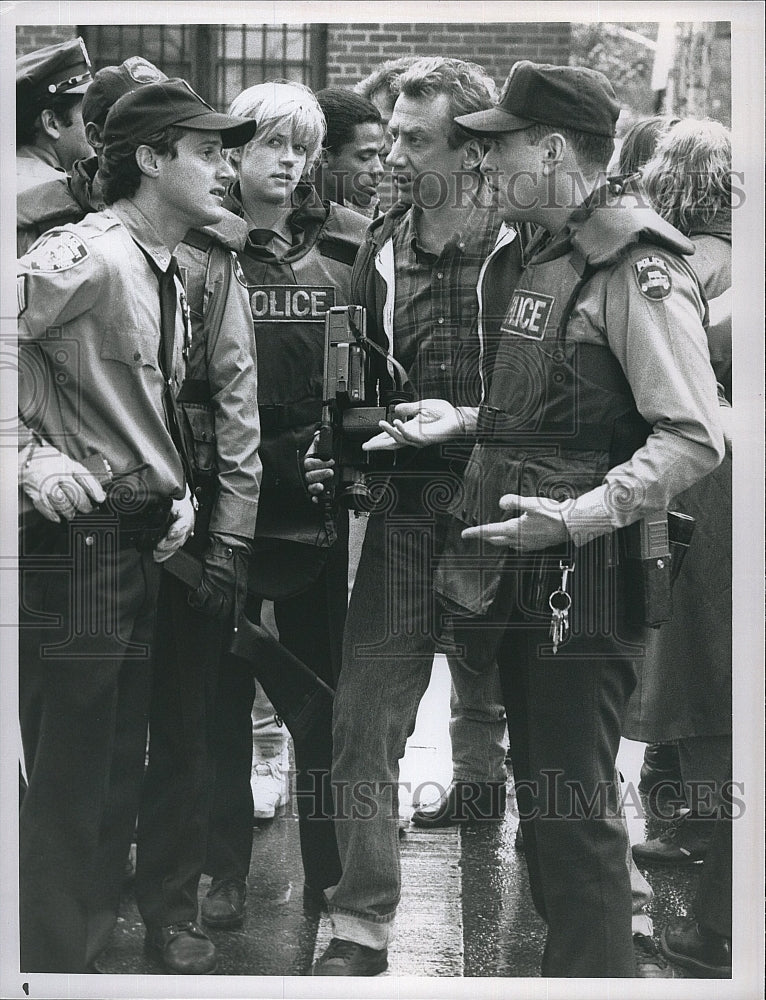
[80,24,326,109]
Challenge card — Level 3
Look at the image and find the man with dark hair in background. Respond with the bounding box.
[316,87,385,217]
[16,38,93,192]
[17,56,167,255]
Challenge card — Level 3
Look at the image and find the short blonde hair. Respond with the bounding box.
[227,80,326,176]
[641,118,732,233]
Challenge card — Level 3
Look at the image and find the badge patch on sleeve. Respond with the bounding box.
[634,255,672,300]
[21,231,89,272]
[17,274,26,315]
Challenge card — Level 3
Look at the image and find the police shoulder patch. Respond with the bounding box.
[21,230,89,272]
[633,254,672,300]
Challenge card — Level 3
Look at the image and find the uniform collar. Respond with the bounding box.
[17,144,65,173]
[110,197,175,272]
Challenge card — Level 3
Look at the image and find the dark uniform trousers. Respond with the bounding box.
[135,518,349,929]
[695,807,732,939]
[205,518,349,891]
[494,542,641,978]
[19,516,161,973]
[134,570,232,929]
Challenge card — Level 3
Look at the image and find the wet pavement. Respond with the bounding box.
[97,653,700,980]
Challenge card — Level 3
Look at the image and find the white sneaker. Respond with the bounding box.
[251,740,289,820]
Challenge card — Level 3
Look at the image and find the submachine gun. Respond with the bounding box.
[315,304,412,512]
[164,548,334,752]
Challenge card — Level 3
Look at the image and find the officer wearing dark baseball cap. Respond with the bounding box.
[82,56,167,130]
[104,78,257,149]
[455,59,620,137]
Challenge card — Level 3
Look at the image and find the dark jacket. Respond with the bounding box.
[225,182,369,546]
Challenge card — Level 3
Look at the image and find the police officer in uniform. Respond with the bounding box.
[16,37,93,193]
[176,81,368,940]
[362,62,724,977]
[17,56,167,256]
[132,140,262,979]
[17,78,255,973]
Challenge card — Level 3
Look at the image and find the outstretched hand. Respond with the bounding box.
[362,399,468,452]
[461,493,570,552]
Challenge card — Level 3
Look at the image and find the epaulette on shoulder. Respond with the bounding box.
[193,209,249,252]
[572,188,695,268]
[17,177,79,229]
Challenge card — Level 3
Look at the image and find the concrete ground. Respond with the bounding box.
[98,514,700,979]
[98,650,698,979]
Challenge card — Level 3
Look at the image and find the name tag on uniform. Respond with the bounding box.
[248,285,336,322]
[501,289,554,340]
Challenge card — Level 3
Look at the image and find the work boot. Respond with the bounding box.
[201,878,247,929]
[251,738,289,820]
[633,933,676,977]
[632,814,713,865]
[144,921,217,974]
[639,743,682,794]
[311,937,388,976]
[660,918,731,978]
[411,780,507,828]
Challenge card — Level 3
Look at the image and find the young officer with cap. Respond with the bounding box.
[17,56,167,255]
[17,78,255,974]
[133,119,262,981]
[361,61,724,977]
[16,37,93,192]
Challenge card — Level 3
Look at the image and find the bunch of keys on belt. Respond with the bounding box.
[549,559,575,654]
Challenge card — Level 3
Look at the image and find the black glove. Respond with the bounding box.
[188,532,251,621]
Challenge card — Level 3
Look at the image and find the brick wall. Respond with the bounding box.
[16,21,572,91]
[326,22,572,89]
[16,24,76,54]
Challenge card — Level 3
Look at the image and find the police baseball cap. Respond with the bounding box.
[16,37,93,112]
[82,57,167,129]
[103,78,257,148]
[455,60,620,138]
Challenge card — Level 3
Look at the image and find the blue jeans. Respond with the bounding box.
[449,660,507,783]
[329,486,457,948]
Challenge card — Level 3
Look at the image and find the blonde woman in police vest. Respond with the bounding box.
[197,81,369,938]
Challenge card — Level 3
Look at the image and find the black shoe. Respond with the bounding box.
[632,814,713,866]
[660,918,731,978]
[144,921,217,974]
[411,780,507,828]
[201,878,246,929]
[633,933,676,978]
[639,743,681,794]
[311,937,388,976]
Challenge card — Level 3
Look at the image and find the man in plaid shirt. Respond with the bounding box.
[307,56,526,976]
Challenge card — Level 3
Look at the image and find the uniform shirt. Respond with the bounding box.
[526,227,725,542]
[18,197,187,500]
[17,156,103,256]
[17,145,66,193]
[391,204,502,405]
